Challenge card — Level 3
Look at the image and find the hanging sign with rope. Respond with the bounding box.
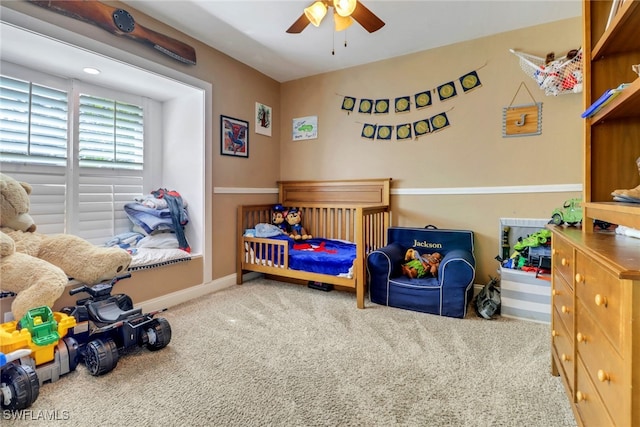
[503,82,542,137]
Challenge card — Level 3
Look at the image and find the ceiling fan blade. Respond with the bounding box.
[286,13,311,33]
[351,1,385,33]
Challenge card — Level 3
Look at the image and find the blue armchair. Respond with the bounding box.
[367,227,476,318]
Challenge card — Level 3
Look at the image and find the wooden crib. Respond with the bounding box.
[236,179,392,308]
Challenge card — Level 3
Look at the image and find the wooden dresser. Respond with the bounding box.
[549,227,640,426]
[549,3,640,424]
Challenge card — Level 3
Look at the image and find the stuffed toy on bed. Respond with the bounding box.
[272,204,289,234]
[285,208,311,240]
[401,248,442,279]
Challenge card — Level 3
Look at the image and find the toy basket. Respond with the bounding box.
[510,48,583,96]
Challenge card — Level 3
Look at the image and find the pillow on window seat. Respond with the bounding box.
[129,247,191,271]
[137,233,179,249]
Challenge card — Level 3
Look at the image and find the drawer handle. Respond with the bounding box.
[552,289,559,296]
[576,332,585,343]
[575,273,583,284]
[552,330,558,337]
[552,248,557,255]
[561,305,570,314]
[561,353,570,362]
[597,369,610,382]
[561,258,569,266]
[576,391,586,402]
[595,294,608,307]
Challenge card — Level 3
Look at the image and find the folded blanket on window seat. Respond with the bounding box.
[123,202,188,232]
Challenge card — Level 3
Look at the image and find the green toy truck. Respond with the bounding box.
[550,198,583,226]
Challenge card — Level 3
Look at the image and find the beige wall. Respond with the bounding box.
[280,17,583,280]
[4,0,582,290]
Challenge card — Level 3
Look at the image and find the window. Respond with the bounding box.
[0,75,68,166]
[0,65,156,244]
[78,94,144,169]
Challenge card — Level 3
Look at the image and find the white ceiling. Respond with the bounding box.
[121,0,582,82]
[0,0,581,98]
[0,21,198,101]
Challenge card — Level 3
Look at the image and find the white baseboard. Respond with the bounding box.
[1,272,263,323]
[474,284,484,298]
[138,272,262,312]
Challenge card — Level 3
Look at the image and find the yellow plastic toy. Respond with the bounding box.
[0,306,75,365]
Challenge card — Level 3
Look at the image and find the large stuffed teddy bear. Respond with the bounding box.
[0,173,132,320]
[1,231,68,321]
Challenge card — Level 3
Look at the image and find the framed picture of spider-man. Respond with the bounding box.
[221,115,249,158]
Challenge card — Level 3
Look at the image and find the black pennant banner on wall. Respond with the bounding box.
[395,96,411,113]
[360,109,452,141]
[344,66,484,141]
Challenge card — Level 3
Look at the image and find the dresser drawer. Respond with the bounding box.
[551,306,574,394]
[552,236,574,287]
[574,251,622,352]
[575,357,615,427]
[552,272,574,339]
[576,302,627,426]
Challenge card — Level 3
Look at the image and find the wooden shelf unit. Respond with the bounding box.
[549,2,640,427]
[583,0,640,226]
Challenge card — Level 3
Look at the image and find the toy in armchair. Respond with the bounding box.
[401,249,442,278]
[286,208,311,240]
[272,204,289,234]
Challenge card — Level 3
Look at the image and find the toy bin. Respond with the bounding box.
[500,268,550,323]
[498,218,551,323]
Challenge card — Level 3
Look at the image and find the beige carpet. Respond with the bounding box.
[6,278,577,426]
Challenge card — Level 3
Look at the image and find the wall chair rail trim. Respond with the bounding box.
[393,184,582,195]
[214,187,278,194]
[214,184,581,196]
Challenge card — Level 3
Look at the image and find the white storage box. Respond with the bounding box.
[498,218,551,323]
[500,267,550,323]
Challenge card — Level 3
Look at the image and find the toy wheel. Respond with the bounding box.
[145,318,172,351]
[0,363,40,410]
[63,336,80,372]
[551,213,563,225]
[85,338,119,376]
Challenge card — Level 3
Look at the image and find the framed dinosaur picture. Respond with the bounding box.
[221,115,249,158]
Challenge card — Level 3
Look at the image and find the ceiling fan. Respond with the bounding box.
[286,0,385,34]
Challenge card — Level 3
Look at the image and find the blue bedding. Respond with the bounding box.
[269,235,356,276]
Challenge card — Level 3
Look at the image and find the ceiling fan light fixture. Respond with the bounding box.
[334,12,353,31]
[304,1,328,27]
[334,0,357,17]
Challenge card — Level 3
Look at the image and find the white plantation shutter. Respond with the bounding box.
[3,169,67,235]
[75,93,145,244]
[0,75,68,166]
[1,65,153,245]
[78,94,143,169]
[76,172,143,244]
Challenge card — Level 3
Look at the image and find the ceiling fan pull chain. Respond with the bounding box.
[332,30,335,55]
